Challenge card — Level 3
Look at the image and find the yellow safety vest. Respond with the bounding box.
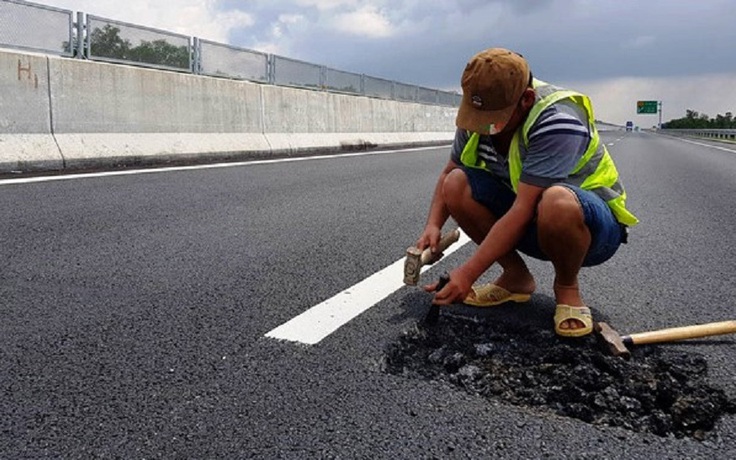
[459,79,639,226]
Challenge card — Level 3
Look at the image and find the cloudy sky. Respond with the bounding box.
[31,0,736,126]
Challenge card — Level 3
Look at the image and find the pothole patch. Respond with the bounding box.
[383,315,735,440]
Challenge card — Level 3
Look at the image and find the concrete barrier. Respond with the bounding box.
[49,54,272,169]
[262,85,454,154]
[0,48,455,174]
[0,50,64,172]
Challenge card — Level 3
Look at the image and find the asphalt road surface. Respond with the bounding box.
[1,132,735,458]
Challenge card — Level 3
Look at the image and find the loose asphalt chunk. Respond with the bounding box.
[383,314,736,440]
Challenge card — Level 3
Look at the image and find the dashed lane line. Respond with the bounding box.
[673,137,736,154]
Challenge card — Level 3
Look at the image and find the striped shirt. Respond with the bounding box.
[451,99,590,188]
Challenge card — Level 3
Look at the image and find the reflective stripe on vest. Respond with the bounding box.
[459,79,639,226]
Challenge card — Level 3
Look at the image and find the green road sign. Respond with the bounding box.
[637,100,658,114]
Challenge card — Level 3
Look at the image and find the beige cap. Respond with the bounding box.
[455,48,531,135]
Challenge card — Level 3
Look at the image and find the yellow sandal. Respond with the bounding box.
[554,305,593,337]
[463,283,532,307]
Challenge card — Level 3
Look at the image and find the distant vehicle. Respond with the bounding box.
[625,121,634,131]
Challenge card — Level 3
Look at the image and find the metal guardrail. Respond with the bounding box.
[0,0,461,107]
[659,129,736,141]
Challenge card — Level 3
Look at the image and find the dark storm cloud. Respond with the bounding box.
[223,0,736,90]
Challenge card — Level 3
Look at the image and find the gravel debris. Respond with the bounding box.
[383,315,735,440]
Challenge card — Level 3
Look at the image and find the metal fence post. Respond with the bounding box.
[75,11,85,59]
[192,37,201,74]
[267,54,275,85]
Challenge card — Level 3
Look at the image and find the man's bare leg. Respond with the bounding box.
[441,169,535,294]
[537,186,591,331]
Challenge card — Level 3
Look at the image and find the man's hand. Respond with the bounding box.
[423,267,474,305]
[416,225,442,253]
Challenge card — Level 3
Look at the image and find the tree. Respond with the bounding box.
[89,24,132,61]
[126,39,190,69]
[662,109,736,129]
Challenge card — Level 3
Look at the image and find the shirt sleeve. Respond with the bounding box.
[519,101,591,188]
[450,128,468,165]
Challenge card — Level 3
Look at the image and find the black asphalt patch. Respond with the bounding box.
[383,313,736,440]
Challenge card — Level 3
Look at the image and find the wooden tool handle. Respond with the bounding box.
[419,229,461,265]
[626,320,736,346]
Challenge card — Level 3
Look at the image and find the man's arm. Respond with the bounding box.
[415,159,459,252]
[432,181,545,304]
[417,128,468,252]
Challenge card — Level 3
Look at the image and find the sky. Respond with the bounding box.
[28,0,736,126]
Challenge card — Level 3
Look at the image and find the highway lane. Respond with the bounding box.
[1,132,735,458]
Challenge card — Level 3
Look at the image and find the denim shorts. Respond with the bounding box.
[463,167,625,267]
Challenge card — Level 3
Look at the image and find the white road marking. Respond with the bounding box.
[265,231,472,345]
[673,137,736,154]
[0,144,448,187]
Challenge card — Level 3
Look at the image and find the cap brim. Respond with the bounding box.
[455,92,517,135]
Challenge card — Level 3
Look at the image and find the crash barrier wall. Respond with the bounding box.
[595,122,624,132]
[0,48,457,173]
[659,129,736,142]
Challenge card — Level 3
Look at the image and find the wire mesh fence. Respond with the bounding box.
[0,0,73,56]
[271,55,322,90]
[324,67,363,95]
[87,15,191,71]
[0,0,461,106]
[197,39,269,83]
[363,76,394,100]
